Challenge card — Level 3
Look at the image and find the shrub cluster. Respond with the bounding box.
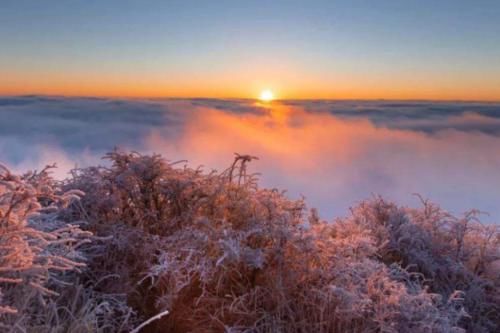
[0,163,135,332]
[1,150,499,332]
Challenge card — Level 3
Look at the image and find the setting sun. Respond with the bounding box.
[259,89,274,102]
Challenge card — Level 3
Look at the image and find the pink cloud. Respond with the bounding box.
[145,103,500,221]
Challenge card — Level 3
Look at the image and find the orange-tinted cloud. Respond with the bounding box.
[1,96,499,221]
[144,101,500,221]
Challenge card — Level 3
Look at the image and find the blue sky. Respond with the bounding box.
[1,1,499,99]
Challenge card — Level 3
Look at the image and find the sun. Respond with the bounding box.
[259,89,274,102]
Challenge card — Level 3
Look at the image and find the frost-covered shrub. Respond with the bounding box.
[336,196,500,332]
[4,150,496,332]
[0,164,135,332]
[0,164,89,328]
[61,150,498,333]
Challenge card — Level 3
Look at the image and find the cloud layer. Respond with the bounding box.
[1,96,499,222]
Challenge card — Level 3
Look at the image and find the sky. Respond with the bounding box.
[1,96,499,223]
[1,0,500,100]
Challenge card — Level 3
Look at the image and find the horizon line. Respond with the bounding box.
[2,93,500,104]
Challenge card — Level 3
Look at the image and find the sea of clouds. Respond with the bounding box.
[1,95,499,222]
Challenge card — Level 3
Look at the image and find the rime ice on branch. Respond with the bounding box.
[1,151,499,332]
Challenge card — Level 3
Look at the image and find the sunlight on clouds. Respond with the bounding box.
[144,102,500,221]
[1,96,500,222]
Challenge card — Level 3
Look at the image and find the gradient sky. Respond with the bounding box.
[1,0,500,100]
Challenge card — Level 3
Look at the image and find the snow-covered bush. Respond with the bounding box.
[2,150,497,332]
[60,150,499,333]
[0,164,135,332]
[336,197,500,332]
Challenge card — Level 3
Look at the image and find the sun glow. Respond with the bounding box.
[259,89,274,102]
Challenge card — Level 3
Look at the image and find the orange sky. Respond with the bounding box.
[2,66,500,101]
